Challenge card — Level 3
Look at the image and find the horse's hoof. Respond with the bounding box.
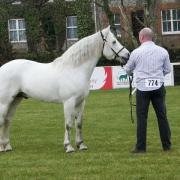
[0,145,5,152]
[78,143,88,151]
[4,143,12,152]
[65,145,75,153]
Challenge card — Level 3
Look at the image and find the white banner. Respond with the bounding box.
[164,64,174,86]
[112,66,129,88]
[90,65,174,90]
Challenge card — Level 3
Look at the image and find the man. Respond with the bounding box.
[124,27,171,153]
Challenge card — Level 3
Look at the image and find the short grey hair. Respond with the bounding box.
[139,27,153,40]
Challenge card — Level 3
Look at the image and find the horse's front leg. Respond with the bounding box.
[75,99,88,151]
[63,100,75,153]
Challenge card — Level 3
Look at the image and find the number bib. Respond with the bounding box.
[145,79,161,88]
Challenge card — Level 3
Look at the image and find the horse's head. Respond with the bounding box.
[101,26,130,64]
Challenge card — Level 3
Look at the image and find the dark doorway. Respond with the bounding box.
[131,10,144,40]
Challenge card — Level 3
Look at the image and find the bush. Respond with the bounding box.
[14,51,60,63]
[0,11,13,66]
[26,51,58,63]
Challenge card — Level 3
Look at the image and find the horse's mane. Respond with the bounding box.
[53,32,102,67]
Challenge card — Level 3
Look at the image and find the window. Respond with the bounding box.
[161,9,180,34]
[114,14,121,37]
[12,1,21,5]
[8,19,27,42]
[66,16,78,40]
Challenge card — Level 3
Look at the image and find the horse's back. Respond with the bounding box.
[0,59,50,85]
[0,59,33,74]
[0,59,46,78]
[0,59,63,102]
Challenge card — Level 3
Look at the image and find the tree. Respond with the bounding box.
[118,0,139,48]
[0,0,98,63]
[22,0,49,53]
[119,0,161,48]
[95,0,161,49]
[50,0,66,52]
[142,0,161,43]
[94,0,114,26]
[76,0,95,39]
[0,0,13,65]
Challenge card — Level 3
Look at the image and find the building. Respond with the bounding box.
[7,0,78,52]
[4,0,180,57]
[98,0,180,50]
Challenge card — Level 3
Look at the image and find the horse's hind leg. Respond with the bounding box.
[0,97,22,152]
[0,103,10,152]
[75,99,88,151]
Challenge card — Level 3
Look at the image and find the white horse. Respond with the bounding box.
[0,26,130,153]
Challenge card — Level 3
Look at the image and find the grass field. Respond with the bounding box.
[0,86,180,180]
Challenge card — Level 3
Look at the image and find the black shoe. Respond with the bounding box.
[163,147,171,151]
[131,149,146,154]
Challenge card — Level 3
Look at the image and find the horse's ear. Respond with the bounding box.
[107,25,111,31]
[102,25,110,35]
[101,25,112,39]
[110,25,117,37]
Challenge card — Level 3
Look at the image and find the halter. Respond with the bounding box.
[100,31,125,60]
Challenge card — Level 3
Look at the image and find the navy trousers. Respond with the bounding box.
[136,85,171,150]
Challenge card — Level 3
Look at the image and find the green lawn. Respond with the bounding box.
[0,86,180,180]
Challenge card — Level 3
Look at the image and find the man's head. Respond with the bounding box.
[139,27,153,44]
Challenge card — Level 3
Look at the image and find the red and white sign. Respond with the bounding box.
[90,66,112,90]
[90,65,174,90]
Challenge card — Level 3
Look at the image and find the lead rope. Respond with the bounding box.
[129,74,136,123]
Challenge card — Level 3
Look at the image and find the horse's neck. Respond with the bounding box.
[68,32,103,64]
[53,32,103,79]
[77,33,103,77]
[82,33,103,75]
[87,32,103,60]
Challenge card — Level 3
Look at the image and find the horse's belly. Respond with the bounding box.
[23,86,60,103]
[59,84,89,102]
[21,77,61,103]
[22,78,89,103]
[20,66,61,103]
[21,70,88,103]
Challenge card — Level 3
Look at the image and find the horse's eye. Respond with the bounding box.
[112,40,116,45]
